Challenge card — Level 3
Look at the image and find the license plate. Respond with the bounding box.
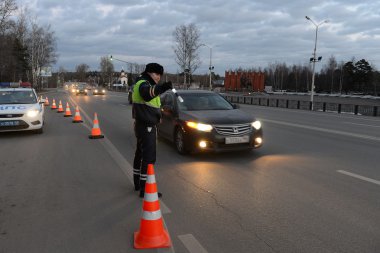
[0,121,20,127]
[225,135,249,144]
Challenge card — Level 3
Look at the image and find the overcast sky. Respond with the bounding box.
[16,0,380,75]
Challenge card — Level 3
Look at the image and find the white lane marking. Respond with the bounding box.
[344,122,380,128]
[68,96,172,214]
[262,118,380,142]
[337,170,380,186]
[178,234,208,253]
[69,94,176,253]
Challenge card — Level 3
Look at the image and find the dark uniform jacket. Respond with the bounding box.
[132,73,162,126]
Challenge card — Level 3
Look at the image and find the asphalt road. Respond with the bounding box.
[0,89,379,253]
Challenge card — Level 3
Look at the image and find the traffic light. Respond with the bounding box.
[209,66,214,70]
[110,55,113,61]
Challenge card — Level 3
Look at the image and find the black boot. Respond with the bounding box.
[139,180,146,197]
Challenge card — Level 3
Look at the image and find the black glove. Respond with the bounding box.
[155,81,172,94]
[162,81,173,92]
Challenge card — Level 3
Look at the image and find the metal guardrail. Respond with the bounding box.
[224,95,380,117]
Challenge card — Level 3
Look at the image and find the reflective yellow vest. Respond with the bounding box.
[132,79,161,108]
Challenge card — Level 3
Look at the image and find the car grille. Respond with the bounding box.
[213,123,252,136]
[0,114,24,118]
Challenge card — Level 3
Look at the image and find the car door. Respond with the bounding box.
[159,93,176,140]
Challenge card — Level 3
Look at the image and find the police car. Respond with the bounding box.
[0,86,45,133]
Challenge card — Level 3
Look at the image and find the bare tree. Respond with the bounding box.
[292,64,301,92]
[99,56,114,86]
[131,63,145,75]
[173,23,201,86]
[0,0,17,34]
[75,63,89,82]
[266,62,288,91]
[25,19,57,89]
[0,0,17,81]
[324,55,337,93]
[12,5,28,43]
[58,66,66,86]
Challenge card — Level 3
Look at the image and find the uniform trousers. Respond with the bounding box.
[133,121,157,195]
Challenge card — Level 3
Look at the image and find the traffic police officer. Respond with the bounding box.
[132,63,172,198]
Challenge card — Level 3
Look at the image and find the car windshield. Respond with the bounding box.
[0,90,37,104]
[177,93,233,111]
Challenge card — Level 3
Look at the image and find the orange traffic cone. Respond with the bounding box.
[72,106,83,123]
[134,164,171,249]
[44,97,50,106]
[57,100,64,113]
[51,99,57,110]
[64,102,72,117]
[88,113,104,139]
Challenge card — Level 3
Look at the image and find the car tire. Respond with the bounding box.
[174,128,188,155]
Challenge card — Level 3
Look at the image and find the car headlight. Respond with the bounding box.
[95,89,98,92]
[186,121,213,132]
[26,109,39,117]
[85,89,88,92]
[76,89,79,92]
[102,89,105,92]
[251,120,262,130]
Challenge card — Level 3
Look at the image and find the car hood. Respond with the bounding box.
[180,109,255,125]
[0,104,39,113]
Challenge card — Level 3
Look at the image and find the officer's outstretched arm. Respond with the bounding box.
[154,81,172,95]
[139,82,156,101]
[139,81,172,101]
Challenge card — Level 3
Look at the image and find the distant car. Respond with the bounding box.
[75,85,87,95]
[93,88,106,95]
[158,90,263,154]
[0,88,45,133]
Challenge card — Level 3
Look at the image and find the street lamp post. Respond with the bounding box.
[200,44,214,90]
[305,16,328,111]
[110,55,133,68]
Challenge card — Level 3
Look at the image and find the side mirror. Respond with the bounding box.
[39,99,46,104]
[232,103,240,109]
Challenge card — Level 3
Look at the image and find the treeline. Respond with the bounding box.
[239,56,378,95]
[0,0,57,90]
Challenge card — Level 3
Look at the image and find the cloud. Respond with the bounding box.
[16,0,380,74]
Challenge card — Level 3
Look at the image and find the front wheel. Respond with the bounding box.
[174,128,188,155]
